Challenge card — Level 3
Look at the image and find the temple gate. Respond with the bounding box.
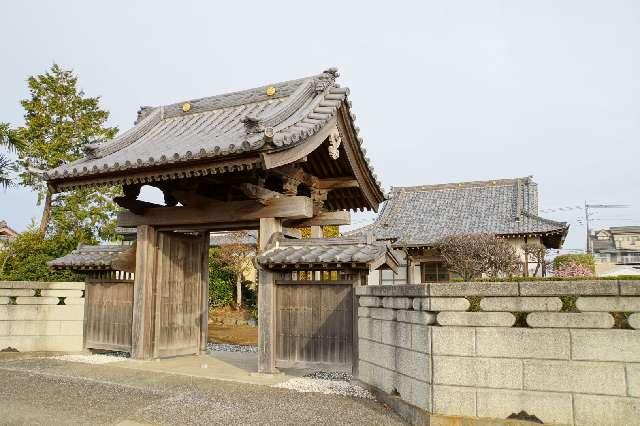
[47,68,386,373]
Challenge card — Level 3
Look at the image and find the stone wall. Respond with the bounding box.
[356,280,640,425]
[0,281,85,352]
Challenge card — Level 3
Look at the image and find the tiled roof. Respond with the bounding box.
[48,244,129,270]
[0,220,17,237]
[257,234,398,269]
[209,231,258,247]
[46,68,383,195]
[347,177,568,248]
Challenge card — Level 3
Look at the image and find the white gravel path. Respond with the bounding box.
[273,377,374,399]
[206,343,258,353]
[50,353,129,365]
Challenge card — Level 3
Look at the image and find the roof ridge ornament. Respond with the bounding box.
[328,127,342,160]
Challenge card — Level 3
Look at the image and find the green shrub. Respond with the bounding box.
[553,254,595,273]
[208,277,234,307]
[207,248,234,307]
[0,228,83,281]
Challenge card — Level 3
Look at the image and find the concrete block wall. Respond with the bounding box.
[0,281,85,352]
[356,280,640,425]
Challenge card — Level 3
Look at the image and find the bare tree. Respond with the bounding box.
[215,231,255,309]
[522,242,549,277]
[437,233,521,281]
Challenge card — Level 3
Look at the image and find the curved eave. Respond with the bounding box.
[48,154,263,192]
[335,103,386,211]
[399,228,570,251]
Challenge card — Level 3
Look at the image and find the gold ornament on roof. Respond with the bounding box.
[266,86,277,96]
[182,102,191,112]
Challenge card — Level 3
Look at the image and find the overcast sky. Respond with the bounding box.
[1,0,638,252]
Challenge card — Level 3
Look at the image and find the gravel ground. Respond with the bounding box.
[273,377,374,399]
[303,370,352,381]
[0,355,405,425]
[50,352,129,364]
[207,343,258,353]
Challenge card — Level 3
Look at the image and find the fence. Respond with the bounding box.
[355,280,640,425]
[0,281,85,352]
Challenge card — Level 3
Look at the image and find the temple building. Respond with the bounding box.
[348,177,569,283]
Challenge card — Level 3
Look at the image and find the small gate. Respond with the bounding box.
[59,230,209,358]
[274,271,356,369]
[84,271,135,352]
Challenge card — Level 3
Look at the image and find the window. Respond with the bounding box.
[421,262,449,282]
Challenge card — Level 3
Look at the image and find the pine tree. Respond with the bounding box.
[13,64,120,240]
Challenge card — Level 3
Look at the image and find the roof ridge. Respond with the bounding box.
[521,212,568,228]
[156,68,338,119]
[391,177,534,193]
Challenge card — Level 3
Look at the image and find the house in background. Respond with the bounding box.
[0,220,17,246]
[348,177,568,284]
[591,226,640,276]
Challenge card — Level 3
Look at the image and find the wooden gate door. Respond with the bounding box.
[84,275,134,352]
[275,283,354,369]
[153,231,207,358]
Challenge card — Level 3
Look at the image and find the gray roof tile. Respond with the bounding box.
[46,68,378,186]
[48,244,129,270]
[348,177,568,247]
[257,234,398,268]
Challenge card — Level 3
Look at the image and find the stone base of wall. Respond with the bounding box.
[356,379,546,426]
[356,281,640,426]
[0,282,85,352]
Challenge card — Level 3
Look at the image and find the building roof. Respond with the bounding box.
[45,68,385,211]
[209,231,258,247]
[48,244,130,270]
[0,220,17,237]
[257,234,399,271]
[348,177,568,249]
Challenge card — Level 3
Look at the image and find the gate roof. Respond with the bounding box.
[257,234,399,272]
[46,68,385,211]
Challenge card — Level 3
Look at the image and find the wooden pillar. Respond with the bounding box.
[310,225,323,238]
[406,255,415,284]
[200,232,210,353]
[352,271,363,377]
[258,217,282,373]
[310,225,322,280]
[131,225,158,360]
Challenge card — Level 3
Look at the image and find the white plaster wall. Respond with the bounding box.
[0,282,85,352]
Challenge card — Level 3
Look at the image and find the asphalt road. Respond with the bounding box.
[0,355,405,425]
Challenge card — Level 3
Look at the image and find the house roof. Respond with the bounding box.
[347,177,568,249]
[48,244,130,270]
[209,231,258,247]
[45,68,385,211]
[0,220,17,237]
[257,233,399,271]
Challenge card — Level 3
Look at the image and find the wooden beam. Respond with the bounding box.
[316,177,359,190]
[169,190,215,208]
[236,183,282,205]
[286,210,351,227]
[113,197,163,215]
[117,196,313,228]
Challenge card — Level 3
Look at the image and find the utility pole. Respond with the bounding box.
[584,203,629,253]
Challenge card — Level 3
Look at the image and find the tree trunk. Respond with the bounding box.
[39,190,52,236]
[236,275,242,309]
